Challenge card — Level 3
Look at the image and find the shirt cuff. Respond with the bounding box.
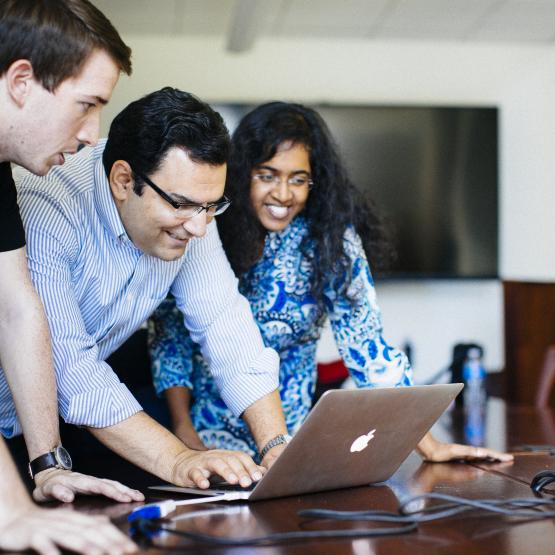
[0,406,22,438]
[64,382,143,428]
[153,370,193,397]
[218,347,280,417]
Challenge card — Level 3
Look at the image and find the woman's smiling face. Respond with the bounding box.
[249,142,311,232]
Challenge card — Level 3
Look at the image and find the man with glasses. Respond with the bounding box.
[8,87,289,493]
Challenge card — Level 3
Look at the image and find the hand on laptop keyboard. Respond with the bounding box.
[208,478,258,492]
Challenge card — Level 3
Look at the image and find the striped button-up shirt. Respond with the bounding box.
[0,141,279,438]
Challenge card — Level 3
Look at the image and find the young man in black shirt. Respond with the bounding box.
[0,2,140,553]
[0,164,25,251]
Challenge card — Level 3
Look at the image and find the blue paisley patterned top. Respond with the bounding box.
[149,215,413,458]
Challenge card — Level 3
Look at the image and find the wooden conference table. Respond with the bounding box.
[71,400,555,555]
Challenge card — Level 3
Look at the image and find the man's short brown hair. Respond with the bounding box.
[0,0,132,91]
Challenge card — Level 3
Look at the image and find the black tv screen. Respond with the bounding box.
[215,104,499,279]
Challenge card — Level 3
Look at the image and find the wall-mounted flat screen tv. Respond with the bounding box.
[214,104,499,280]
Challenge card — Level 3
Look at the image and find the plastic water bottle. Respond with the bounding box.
[462,347,486,445]
[462,347,487,406]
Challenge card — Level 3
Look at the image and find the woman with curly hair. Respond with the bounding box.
[148,102,510,465]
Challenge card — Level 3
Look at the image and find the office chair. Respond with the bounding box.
[535,345,555,408]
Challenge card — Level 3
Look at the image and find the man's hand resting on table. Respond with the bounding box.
[33,468,145,503]
[0,501,137,555]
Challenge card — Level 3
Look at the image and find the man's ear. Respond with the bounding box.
[110,160,134,201]
[5,60,36,107]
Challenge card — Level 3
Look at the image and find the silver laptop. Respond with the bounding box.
[150,383,463,501]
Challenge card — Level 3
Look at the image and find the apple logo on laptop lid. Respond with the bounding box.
[350,429,376,453]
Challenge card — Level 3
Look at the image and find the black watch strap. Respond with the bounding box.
[29,446,72,479]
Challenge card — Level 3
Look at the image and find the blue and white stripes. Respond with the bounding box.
[0,141,279,438]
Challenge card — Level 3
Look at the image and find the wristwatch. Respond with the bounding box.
[28,445,73,479]
[259,434,292,460]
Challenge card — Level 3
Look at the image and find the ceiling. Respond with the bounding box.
[92,0,555,51]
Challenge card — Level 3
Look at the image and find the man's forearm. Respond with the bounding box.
[88,410,192,483]
[90,410,265,488]
[0,248,60,460]
[241,389,287,453]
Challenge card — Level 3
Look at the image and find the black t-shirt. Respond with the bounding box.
[0,162,26,252]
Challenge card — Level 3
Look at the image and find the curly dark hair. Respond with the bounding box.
[218,101,393,301]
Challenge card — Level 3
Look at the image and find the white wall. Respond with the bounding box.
[315,280,503,382]
[102,36,555,382]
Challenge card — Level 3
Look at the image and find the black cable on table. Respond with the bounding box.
[130,492,555,548]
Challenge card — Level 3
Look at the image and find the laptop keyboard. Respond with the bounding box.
[208,480,257,492]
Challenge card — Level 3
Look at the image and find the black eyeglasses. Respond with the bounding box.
[136,171,231,219]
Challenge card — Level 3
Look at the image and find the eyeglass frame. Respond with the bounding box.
[251,170,314,190]
[134,170,231,218]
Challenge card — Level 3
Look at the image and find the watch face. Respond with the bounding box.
[54,446,73,470]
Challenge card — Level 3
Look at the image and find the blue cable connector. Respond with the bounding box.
[128,492,250,522]
[128,500,177,522]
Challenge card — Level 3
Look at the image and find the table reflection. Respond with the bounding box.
[429,395,555,451]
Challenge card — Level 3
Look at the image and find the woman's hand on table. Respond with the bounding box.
[416,432,514,463]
